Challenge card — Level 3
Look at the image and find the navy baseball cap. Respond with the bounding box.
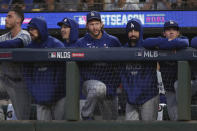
[126,19,141,33]
[164,20,179,31]
[86,11,101,22]
[27,22,37,29]
[57,18,70,27]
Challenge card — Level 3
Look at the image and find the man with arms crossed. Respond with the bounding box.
[143,20,189,120]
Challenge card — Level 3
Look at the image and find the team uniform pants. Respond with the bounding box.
[125,95,159,121]
[81,80,118,120]
[165,91,178,120]
[0,75,31,120]
[37,97,66,120]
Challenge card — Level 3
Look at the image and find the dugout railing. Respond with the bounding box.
[0,47,196,131]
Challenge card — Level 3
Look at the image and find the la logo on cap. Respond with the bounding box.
[64,19,67,22]
[170,21,174,24]
[91,12,95,16]
[131,23,134,28]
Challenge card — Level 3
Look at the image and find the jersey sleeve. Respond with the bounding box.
[0,38,23,48]
[143,36,189,50]
[17,32,31,47]
[142,37,164,49]
[158,36,189,49]
[0,33,9,42]
[191,37,197,48]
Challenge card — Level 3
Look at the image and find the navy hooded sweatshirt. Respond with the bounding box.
[24,17,65,105]
[191,36,197,48]
[77,30,121,96]
[143,31,189,92]
[120,18,158,105]
[58,18,79,47]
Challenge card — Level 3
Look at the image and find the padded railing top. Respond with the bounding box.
[0,47,197,62]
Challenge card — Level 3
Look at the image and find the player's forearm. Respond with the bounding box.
[0,38,23,48]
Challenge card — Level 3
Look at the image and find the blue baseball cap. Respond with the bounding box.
[57,18,70,27]
[126,19,141,33]
[164,20,179,31]
[86,11,101,23]
[27,22,37,29]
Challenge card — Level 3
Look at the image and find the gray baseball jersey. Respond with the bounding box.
[0,30,31,78]
[0,30,31,46]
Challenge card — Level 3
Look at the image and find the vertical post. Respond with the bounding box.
[178,61,191,120]
[66,61,80,121]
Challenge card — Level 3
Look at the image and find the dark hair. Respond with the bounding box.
[9,6,24,24]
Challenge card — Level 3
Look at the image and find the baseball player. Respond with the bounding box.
[120,18,159,120]
[24,17,66,120]
[143,20,189,120]
[77,11,121,120]
[0,7,32,120]
[57,17,79,47]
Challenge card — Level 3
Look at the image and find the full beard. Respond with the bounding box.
[128,37,139,47]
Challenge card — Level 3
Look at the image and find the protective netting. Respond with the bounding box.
[0,62,66,120]
[79,61,166,120]
[0,61,195,120]
[190,62,197,120]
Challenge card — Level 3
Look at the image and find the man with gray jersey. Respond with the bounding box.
[0,7,31,120]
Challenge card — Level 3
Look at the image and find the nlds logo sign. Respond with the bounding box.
[144,51,158,58]
[48,52,71,59]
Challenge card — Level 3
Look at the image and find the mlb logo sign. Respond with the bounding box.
[48,52,57,58]
[73,16,86,25]
[135,51,143,57]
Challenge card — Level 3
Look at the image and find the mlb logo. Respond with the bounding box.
[136,51,143,57]
[48,52,56,58]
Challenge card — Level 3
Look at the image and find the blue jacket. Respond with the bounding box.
[143,35,189,92]
[77,31,121,96]
[143,36,189,50]
[24,17,65,105]
[61,18,79,47]
[77,31,121,48]
[191,37,197,48]
[120,19,158,105]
